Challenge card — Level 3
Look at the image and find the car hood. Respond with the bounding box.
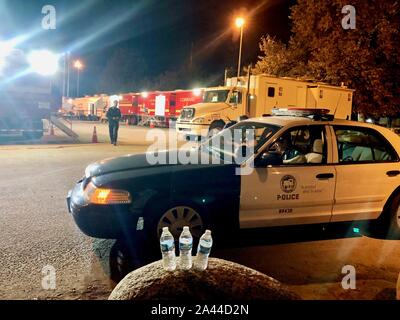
[84,149,224,177]
[189,102,230,116]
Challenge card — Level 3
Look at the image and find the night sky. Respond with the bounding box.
[0,0,293,94]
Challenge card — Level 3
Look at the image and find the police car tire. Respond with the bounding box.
[367,192,400,240]
[145,201,209,253]
[110,241,148,281]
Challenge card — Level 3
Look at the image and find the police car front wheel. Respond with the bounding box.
[156,205,204,240]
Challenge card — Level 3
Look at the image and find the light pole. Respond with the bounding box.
[66,52,70,98]
[235,17,245,79]
[73,60,83,97]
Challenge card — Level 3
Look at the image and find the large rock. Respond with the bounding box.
[109,257,300,300]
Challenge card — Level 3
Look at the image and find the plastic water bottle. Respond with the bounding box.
[179,226,193,270]
[160,227,176,271]
[194,230,213,271]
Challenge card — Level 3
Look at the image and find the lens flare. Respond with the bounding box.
[27,50,59,76]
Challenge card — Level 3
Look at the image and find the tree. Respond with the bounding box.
[254,35,310,78]
[255,0,400,117]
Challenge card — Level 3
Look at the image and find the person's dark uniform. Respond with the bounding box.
[106,102,122,145]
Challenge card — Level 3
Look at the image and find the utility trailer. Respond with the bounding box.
[0,48,61,139]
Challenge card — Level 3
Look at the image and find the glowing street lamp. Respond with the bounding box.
[73,59,83,97]
[74,60,83,70]
[235,17,245,78]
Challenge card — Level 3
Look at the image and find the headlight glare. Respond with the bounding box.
[84,182,131,205]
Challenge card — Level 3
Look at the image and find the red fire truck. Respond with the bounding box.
[104,89,203,127]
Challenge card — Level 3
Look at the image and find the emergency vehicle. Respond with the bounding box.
[176,74,354,139]
[0,46,61,139]
[70,94,108,120]
[101,89,203,127]
[67,108,400,264]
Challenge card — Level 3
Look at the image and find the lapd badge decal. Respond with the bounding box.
[280,175,297,193]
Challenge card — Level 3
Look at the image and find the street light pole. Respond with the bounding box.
[237,24,243,78]
[66,52,70,98]
[73,60,83,98]
[62,53,66,98]
[235,17,245,79]
[77,67,80,97]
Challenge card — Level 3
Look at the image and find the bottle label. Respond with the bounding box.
[179,240,193,251]
[160,241,174,252]
[199,245,211,255]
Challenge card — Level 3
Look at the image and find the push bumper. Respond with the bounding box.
[67,180,140,239]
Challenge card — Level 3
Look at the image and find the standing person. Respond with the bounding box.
[106,100,122,146]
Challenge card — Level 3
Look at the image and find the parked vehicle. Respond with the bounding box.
[176,74,354,139]
[0,46,61,139]
[100,89,203,127]
[67,108,400,264]
[69,94,108,121]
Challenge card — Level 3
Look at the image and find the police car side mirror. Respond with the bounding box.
[255,151,282,167]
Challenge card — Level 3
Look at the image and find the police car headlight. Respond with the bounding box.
[192,117,205,124]
[84,182,132,205]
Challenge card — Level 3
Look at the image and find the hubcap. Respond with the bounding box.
[157,206,204,239]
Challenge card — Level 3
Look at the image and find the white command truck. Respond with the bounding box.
[176,74,354,139]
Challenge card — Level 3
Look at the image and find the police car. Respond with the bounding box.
[67,108,400,255]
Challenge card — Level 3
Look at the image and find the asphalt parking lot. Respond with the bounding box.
[1,121,399,300]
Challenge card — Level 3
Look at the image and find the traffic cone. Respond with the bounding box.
[50,124,55,136]
[92,126,98,143]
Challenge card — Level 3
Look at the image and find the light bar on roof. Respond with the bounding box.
[271,107,331,117]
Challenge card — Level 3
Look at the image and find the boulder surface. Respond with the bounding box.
[109,257,300,300]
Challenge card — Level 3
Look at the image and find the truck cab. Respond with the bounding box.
[176,86,248,139]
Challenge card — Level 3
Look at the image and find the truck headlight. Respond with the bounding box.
[84,182,132,205]
[192,117,205,124]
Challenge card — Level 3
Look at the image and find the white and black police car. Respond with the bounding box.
[67,108,400,258]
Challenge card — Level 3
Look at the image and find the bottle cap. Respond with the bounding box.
[162,227,169,232]
[183,226,189,231]
[205,230,211,235]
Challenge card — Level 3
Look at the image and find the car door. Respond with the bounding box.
[240,124,336,228]
[331,125,400,222]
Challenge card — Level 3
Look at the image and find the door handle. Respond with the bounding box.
[316,173,334,179]
[386,170,400,177]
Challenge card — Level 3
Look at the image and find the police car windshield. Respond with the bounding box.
[202,122,281,164]
[203,90,230,103]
